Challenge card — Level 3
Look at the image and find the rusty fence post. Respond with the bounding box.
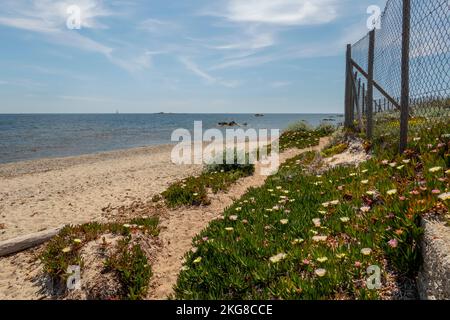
[399,0,411,153]
[366,30,375,140]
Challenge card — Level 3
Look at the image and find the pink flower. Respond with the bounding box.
[432,189,441,194]
[399,196,406,201]
[410,190,420,196]
[354,261,362,268]
[302,259,311,265]
[388,239,398,248]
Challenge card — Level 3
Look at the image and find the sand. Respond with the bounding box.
[0,144,202,242]
[0,138,329,300]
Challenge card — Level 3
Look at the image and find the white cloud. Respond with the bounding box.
[216,0,339,26]
[179,57,241,88]
[138,18,178,34]
[0,0,151,73]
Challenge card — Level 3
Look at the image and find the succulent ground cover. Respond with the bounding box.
[162,124,333,208]
[40,217,159,300]
[174,121,449,300]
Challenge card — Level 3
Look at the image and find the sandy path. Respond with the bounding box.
[147,137,329,299]
[0,145,201,242]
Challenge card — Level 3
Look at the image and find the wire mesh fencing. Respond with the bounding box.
[346,0,450,153]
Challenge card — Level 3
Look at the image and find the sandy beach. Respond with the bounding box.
[0,144,202,242]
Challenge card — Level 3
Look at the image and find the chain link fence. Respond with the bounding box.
[346,0,450,153]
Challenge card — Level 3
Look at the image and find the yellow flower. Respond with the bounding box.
[62,247,71,253]
[269,253,287,263]
[396,165,405,170]
[429,167,442,173]
[361,248,372,256]
[193,257,202,264]
[291,238,304,245]
[315,268,327,277]
[445,169,450,175]
[317,257,328,263]
[336,253,346,259]
[280,219,289,225]
[340,217,350,223]
[387,189,398,196]
[361,180,369,185]
[73,239,82,244]
[225,227,234,232]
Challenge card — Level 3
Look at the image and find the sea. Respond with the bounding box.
[0,113,343,164]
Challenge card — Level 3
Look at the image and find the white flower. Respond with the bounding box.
[269,253,287,264]
[315,268,327,277]
[330,200,340,206]
[62,247,71,253]
[361,248,372,256]
[360,206,371,213]
[438,192,450,201]
[229,215,238,221]
[361,180,369,185]
[312,235,328,242]
[402,159,411,164]
[280,219,289,225]
[193,193,199,196]
[429,167,442,173]
[312,218,321,227]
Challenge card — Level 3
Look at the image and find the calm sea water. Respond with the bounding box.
[0,114,342,164]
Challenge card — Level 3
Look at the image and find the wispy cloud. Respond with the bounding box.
[207,0,340,26]
[179,57,241,88]
[138,18,179,34]
[0,0,151,73]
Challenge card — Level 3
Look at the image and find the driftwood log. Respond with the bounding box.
[0,226,63,257]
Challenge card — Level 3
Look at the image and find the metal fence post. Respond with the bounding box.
[367,30,375,139]
[399,0,411,153]
[345,44,353,128]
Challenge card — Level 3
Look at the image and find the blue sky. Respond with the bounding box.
[0,0,386,114]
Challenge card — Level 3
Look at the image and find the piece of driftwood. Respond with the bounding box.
[0,226,63,257]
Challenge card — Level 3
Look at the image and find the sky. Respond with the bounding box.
[0,0,386,114]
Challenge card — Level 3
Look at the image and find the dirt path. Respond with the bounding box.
[147,137,330,299]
